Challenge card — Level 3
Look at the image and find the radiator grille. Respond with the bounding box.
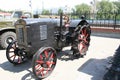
[16,25,25,44]
[18,27,24,43]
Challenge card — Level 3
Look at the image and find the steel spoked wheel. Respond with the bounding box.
[78,27,89,55]
[6,41,27,65]
[32,47,57,79]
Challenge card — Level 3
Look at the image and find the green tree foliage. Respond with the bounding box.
[96,0,119,20]
[0,9,6,12]
[71,8,76,14]
[113,1,120,13]
[97,0,118,13]
[0,9,3,12]
[41,9,50,15]
[74,3,91,19]
[113,1,120,20]
[75,3,91,14]
[71,8,78,19]
[58,8,63,15]
[0,9,13,13]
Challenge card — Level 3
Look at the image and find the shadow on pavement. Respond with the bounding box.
[0,59,38,80]
[57,50,86,61]
[21,69,40,80]
[77,57,110,80]
[77,45,120,80]
[0,60,32,72]
[57,50,74,61]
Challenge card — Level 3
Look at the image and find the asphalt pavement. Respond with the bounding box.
[0,35,120,80]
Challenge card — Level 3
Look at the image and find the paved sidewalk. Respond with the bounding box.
[0,36,120,80]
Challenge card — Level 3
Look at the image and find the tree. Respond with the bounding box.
[74,3,91,19]
[113,1,120,20]
[58,8,63,15]
[71,8,76,15]
[75,3,91,14]
[113,1,120,13]
[41,9,50,15]
[96,0,119,19]
[97,0,118,13]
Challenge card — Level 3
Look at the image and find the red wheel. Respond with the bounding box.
[6,41,27,64]
[78,26,89,55]
[32,47,57,79]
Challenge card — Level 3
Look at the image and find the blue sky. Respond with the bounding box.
[0,0,118,12]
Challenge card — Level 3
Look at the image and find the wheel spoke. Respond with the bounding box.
[44,50,48,58]
[50,53,54,58]
[12,45,16,50]
[81,30,83,35]
[36,67,44,76]
[36,60,44,64]
[9,51,14,53]
[35,64,41,70]
[44,67,52,75]
[10,54,15,58]
[48,67,52,71]
[39,54,43,59]
[18,56,21,63]
[83,29,87,36]
[51,61,55,65]
[12,55,16,62]
[46,61,55,67]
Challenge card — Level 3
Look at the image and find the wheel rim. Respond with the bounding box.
[6,41,27,64]
[33,47,57,79]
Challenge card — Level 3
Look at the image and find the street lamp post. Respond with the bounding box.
[90,0,97,19]
[29,0,33,18]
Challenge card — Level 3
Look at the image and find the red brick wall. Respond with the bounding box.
[91,28,120,34]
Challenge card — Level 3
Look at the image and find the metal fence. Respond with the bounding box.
[39,12,120,30]
[70,13,120,30]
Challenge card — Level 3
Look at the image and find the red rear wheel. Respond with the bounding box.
[32,47,57,79]
[78,27,89,55]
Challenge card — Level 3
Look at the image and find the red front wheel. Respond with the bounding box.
[32,47,57,79]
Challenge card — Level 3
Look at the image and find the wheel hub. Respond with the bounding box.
[41,59,51,68]
[14,48,23,56]
[6,37,14,44]
[42,63,48,68]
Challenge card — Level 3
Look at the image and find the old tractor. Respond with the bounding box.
[6,13,91,79]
